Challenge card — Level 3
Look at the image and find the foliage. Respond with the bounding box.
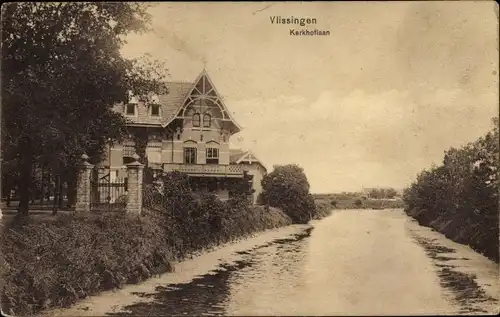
[1,213,169,315]
[1,2,168,214]
[256,192,266,205]
[1,192,292,316]
[403,117,499,262]
[354,199,363,207]
[260,164,316,223]
[367,188,398,199]
[228,173,254,202]
[313,200,333,220]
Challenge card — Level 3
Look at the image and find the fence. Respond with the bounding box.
[90,168,128,212]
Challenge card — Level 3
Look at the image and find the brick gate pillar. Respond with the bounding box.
[75,154,94,212]
[126,154,144,215]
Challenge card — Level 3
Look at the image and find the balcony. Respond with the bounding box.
[123,145,136,157]
[163,163,245,178]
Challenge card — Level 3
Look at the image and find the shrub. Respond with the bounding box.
[2,192,292,316]
[115,194,128,205]
[0,213,169,315]
[403,117,499,262]
[260,164,317,223]
[256,192,266,205]
[313,200,332,219]
[1,168,296,316]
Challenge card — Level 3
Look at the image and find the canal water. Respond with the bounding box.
[46,209,499,316]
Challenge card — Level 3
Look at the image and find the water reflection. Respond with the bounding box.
[102,211,498,316]
[411,235,498,314]
[224,227,313,316]
[106,226,314,316]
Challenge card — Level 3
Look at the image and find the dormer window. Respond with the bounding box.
[193,113,201,127]
[203,114,211,128]
[126,104,136,115]
[151,104,160,116]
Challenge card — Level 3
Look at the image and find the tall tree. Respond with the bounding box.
[261,164,316,224]
[1,3,168,216]
[403,117,499,261]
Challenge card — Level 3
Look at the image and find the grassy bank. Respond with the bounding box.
[405,207,498,263]
[0,200,291,316]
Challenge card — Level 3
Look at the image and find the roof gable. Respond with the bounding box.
[113,69,242,133]
[229,148,246,163]
[237,151,262,165]
[229,149,267,172]
[174,70,242,134]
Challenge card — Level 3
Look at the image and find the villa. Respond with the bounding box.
[99,69,267,204]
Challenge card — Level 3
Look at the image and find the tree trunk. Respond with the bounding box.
[40,164,45,205]
[30,163,37,203]
[67,170,77,207]
[17,155,32,217]
[6,188,11,207]
[58,175,64,209]
[52,173,60,215]
[47,170,52,202]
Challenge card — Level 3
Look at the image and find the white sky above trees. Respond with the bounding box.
[121,1,499,193]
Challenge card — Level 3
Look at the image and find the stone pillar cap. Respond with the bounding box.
[78,153,94,167]
[78,161,94,168]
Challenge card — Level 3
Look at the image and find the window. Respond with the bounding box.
[151,104,160,116]
[193,113,201,127]
[203,114,211,128]
[206,148,219,164]
[126,104,136,115]
[184,147,197,164]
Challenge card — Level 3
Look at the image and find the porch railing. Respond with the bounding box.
[163,163,244,177]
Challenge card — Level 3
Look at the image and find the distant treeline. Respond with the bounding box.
[403,118,499,262]
[313,187,401,201]
[364,188,399,199]
[313,190,404,210]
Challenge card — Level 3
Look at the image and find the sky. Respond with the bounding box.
[120,1,499,193]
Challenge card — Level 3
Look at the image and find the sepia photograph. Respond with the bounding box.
[0,1,498,316]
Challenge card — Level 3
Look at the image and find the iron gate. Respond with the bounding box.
[90,168,127,212]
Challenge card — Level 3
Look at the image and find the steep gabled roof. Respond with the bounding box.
[229,148,267,172]
[229,149,247,163]
[117,70,242,134]
[172,69,242,134]
[113,81,193,127]
[159,81,194,126]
